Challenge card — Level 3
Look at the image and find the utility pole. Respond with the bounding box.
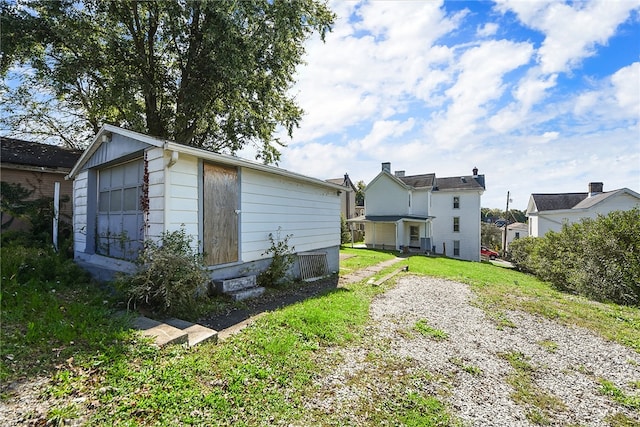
[502,191,510,258]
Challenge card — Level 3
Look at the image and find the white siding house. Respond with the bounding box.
[68,125,342,282]
[503,222,528,251]
[526,182,640,237]
[350,163,485,261]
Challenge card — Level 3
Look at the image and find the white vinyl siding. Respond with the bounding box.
[164,152,198,238]
[240,169,340,261]
[431,191,482,261]
[533,192,640,237]
[73,170,89,252]
[145,148,165,240]
[365,176,408,216]
[411,190,430,216]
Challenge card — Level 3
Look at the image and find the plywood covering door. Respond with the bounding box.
[203,163,238,265]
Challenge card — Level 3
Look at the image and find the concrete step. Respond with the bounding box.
[131,316,188,347]
[228,286,266,301]
[131,316,217,347]
[165,318,218,346]
[213,275,257,294]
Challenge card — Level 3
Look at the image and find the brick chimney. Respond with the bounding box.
[588,182,603,197]
[382,162,391,173]
[395,170,405,177]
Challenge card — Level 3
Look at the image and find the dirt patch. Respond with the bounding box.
[199,275,340,331]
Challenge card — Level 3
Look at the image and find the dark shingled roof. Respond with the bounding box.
[573,191,620,209]
[1,137,82,169]
[531,193,588,211]
[434,175,486,191]
[398,173,435,188]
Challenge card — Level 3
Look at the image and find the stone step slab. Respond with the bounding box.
[229,286,266,301]
[165,318,218,346]
[132,316,217,347]
[213,275,257,294]
[131,316,188,347]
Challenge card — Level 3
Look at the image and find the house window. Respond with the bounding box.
[453,196,460,209]
[453,217,460,232]
[515,232,520,239]
[453,240,460,256]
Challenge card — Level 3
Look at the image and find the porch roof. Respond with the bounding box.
[347,214,434,222]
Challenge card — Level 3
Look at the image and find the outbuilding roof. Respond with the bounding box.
[67,125,345,191]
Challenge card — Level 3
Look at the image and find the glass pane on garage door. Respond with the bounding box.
[96,159,144,260]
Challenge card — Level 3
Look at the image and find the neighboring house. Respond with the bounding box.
[526,182,640,237]
[349,162,485,261]
[1,137,82,232]
[326,173,357,220]
[502,222,528,251]
[67,125,342,282]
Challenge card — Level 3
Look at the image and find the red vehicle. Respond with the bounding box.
[481,246,499,260]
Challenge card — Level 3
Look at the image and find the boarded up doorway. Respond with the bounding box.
[203,163,238,265]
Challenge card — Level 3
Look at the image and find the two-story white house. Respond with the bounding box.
[349,162,485,261]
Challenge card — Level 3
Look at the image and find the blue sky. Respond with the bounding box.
[243,0,640,209]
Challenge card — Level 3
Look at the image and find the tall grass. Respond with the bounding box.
[0,244,137,382]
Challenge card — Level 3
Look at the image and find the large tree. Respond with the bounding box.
[1,0,334,161]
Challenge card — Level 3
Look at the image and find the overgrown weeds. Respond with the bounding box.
[257,227,296,288]
[115,226,210,320]
[0,242,139,383]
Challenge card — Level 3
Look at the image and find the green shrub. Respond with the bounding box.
[507,236,541,274]
[509,209,640,305]
[340,214,351,244]
[576,209,640,304]
[1,181,73,246]
[0,242,88,286]
[257,228,296,288]
[117,227,209,318]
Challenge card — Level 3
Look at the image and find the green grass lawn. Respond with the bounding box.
[2,246,638,425]
[339,245,397,274]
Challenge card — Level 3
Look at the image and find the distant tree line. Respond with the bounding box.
[508,208,640,306]
[481,207,527,224]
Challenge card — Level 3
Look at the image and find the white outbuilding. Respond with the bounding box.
[67,125,342,283]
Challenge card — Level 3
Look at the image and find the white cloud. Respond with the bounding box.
[572,62,640,121]
[611,62,640,112]
[291,0,465,143]
[359,118,416,151]
[477,22,499,37]
[432,39,533,146]
[495,0,640,74]
[275,1,640,210]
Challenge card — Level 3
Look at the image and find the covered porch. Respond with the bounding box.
[347,215,434,253]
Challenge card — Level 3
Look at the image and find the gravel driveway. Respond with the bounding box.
[303,275,640,426]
